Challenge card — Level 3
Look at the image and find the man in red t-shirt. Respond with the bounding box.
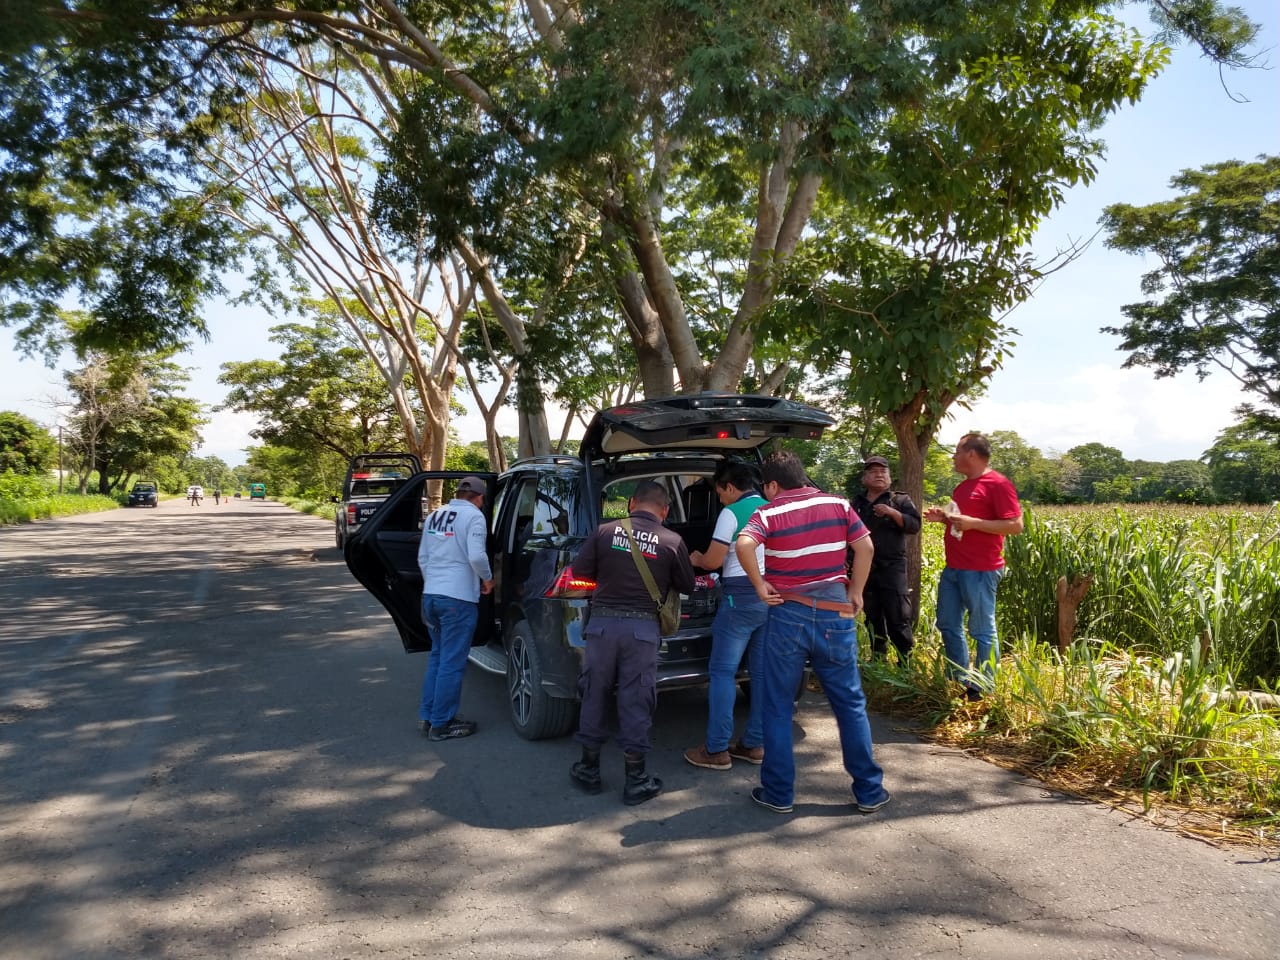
[924,433,1024,701]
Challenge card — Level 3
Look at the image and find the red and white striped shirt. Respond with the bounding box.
[739,486,869,592]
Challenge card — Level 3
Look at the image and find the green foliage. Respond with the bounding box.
[242,443,347,501]
[1102,155,1280,420]
[1000,505,1280,686]
[863,631,1279,832]
[444,440,495,473]
[1067,444,1127,501]
[1204,413,1280,503]
[0,1,259,358]
[1007,637,1278,816]
[61,350,205,494]
[218,305,410,460]
[0,469,118,524]
[0,411,57,473]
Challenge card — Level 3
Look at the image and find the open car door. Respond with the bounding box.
[344,471,498,654]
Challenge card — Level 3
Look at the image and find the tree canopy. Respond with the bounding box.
[61,351,204,494]
[218,305,414,460]
[1101,154,1280,429]
[0,410,57,474]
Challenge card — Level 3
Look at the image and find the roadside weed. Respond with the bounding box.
[870,505,1280,844]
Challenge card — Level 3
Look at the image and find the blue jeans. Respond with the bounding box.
[758,599,885,808]
[936,567,1003,691]
[419,594,478,726]
[705,580,768,752]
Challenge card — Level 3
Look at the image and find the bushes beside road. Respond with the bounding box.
[0,471,118,525]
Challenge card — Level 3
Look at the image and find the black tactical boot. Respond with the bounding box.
[622,753,663,805]
[570,745,603,794]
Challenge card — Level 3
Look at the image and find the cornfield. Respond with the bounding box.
[882,503,1280,839]
[996,504,1280,686]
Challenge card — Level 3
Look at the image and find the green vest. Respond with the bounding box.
[726,492,766,536]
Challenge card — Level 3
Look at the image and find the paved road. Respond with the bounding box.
[1,497,1276,959]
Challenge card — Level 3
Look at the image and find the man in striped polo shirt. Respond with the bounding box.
[735,450,890,815]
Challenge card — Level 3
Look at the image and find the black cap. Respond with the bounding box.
[457,476,487,496]
[862,456,890,469]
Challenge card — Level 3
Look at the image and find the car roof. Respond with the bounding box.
[580,393,834,458]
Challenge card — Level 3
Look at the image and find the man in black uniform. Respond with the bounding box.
[852,456,921,662]
[569,480,696,805]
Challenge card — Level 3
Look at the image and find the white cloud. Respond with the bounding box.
[946,365,1245,461]
[193,409,262,464]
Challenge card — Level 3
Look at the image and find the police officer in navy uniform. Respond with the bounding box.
[852,456,921,662]
[569,480,696,804]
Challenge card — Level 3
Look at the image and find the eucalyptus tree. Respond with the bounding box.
[193,37,555,469]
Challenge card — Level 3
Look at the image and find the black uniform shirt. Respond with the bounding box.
[852,491,921,582]
[573,508,696,614]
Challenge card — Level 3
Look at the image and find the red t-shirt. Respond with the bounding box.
[944,470,1021,571]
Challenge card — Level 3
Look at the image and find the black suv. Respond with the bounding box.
[344,393,834,739]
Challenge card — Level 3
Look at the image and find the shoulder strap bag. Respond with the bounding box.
[620,518,681,635]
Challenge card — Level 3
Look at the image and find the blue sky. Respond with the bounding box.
[2,1,1277,466]
[943,0,1279,461]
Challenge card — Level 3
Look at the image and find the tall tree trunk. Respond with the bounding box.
[888,393,934,626]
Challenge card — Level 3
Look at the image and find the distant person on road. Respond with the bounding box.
[684,460,768,772]
[853,456,921,663]
[924,433,1024,701]
[214,488,222,505]
[416,477,494,742]
[569,480,696,805]
[735,450,889,816]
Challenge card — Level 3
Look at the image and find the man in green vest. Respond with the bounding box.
[684,460,770,770]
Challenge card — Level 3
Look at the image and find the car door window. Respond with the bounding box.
[511,477,539,553]
[532,472,574,537]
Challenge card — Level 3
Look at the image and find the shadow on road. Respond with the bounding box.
[1,504,1275,960]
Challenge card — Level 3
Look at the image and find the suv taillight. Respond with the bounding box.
[545,566,596,599]
[346,503,358,523]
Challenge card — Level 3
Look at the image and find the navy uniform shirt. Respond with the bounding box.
[573,509,696,614]
[852,491,921,586]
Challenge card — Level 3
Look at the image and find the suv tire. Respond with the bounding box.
[506,624,577,741]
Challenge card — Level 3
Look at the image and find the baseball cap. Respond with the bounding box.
[862,456,890,469]
[457,476,487,496]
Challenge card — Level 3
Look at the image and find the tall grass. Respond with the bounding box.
[999,505,1280,686]
[880,504,1280,840]
[0,471,119,525]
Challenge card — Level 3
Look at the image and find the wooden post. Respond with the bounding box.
[1055,574,1094,653]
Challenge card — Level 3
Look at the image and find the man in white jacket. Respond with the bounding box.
[416,477,493,741]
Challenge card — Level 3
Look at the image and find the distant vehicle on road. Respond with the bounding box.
[186,485,204,506]
[249,483,266,500]
[332,452,422,550]
[127,481,159,508]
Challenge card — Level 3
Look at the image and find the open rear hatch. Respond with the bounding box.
[581,393,834,458]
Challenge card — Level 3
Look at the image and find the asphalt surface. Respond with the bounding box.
[1,495,1276,959]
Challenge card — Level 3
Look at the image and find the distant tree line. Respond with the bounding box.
[803,424,1274,506]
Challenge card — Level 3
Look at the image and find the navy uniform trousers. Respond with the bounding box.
[863,573,915,659]
[575,614,660,755]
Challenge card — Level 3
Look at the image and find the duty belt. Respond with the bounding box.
[591,606,658,621]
